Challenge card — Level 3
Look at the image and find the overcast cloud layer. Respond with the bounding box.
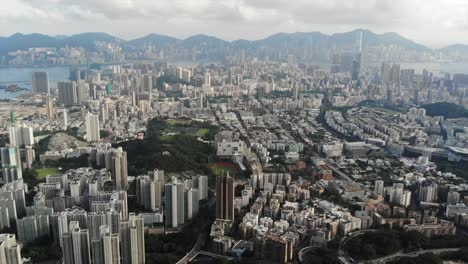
[1,0,468,48]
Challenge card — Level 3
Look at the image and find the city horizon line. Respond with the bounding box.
[1,28,464,50]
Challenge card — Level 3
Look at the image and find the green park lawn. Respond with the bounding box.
[159,135,175,142]
[195,128,210,137]
[35,167,60,180]
[166,119,191,126]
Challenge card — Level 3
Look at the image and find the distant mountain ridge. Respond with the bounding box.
[0,29,462,62]
[0,32,121,54]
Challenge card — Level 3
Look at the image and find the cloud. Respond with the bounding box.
[1,0,468,47]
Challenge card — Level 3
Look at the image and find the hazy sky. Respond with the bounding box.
[2,0,468,48]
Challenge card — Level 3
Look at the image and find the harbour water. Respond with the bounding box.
[0,66,71,99]
[1,61,468,99]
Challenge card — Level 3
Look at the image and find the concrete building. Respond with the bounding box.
[8,125,34,147]
[85,112,100,142]
[198,175,208,200]
[130,213,145,264]
[186,188,199,220]
[71,223,92,264]
[0,147,22,183]
[374,180,384,195]
[109,148,128,190]
[0,234,22,264]
[58,81,78,106]
[447,190,460,205]
[17,215,50,243]
[216,173,234,221]
[164,180,185,228]
[136,176,162,211]
[102,226,120,264]
[32,71,50,94]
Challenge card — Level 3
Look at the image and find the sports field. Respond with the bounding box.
[35,167,60,180]
[209,161,239,176]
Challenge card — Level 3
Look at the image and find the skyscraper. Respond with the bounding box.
[381,63,392,84]
[101,225,120,264]
[16,216,39,243]
[45,96,56,120]
[390,64,401,85]
[198,175,208,200]
[142,74,153,93]
[85,112,100,142]
[129,214,145,264]
[110,148,128,190]
[164,181,185,228]
[186,188,199,220]
[216,173,234,221]
[58,81,78,106]
[31,72,50,94]
[374,180,384,195]
[119,221,131,264]
[70,69,82,82]
[150,180,163,211]
[62,233,74,264]
[71,223,91,264]
[91,237,104,264]
[351,31,363,81]
[0,234,22,264]
[203,72,211,86]
[8,125,34,147]
[136,176,162,211]
[182,69,192,83]
[76,81,89,104]
[0,147,22,183]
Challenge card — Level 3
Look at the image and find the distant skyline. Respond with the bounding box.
[2,0,468,48]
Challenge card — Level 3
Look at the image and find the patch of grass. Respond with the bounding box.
[35,167,60,180]
[166,119,191,126]
[195,128,210,137]
[159,135,175,142]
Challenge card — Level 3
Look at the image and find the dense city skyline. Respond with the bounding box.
[3,1,468,264]
[2,0,468,48]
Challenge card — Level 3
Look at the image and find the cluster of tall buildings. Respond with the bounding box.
[163,174,208,228]
[58,209,145,264]
[58,81,90,106]
[0,121,35,244]
[93,145,128,190]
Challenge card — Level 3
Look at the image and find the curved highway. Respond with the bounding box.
[337,229,461,264]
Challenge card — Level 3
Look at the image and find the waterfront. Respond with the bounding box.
[0,66,71,99]
[1,61,468,99]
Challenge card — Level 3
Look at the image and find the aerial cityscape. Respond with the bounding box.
[3,1,468,264]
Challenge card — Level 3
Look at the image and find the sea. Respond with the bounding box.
[0,66,70,99]
[1,61,468,99]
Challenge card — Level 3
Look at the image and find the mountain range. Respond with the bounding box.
[1,29,468,62]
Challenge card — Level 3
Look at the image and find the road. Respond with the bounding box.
[324,160,353,183]
[271,105,355,184]
[338,230,382,264]
[192,251,237,261]
[176,232,207,264]
[366,248,461,263]
[176,196,216,264]
[337,229,462,264]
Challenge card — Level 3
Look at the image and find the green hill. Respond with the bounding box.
[422,102,468,118]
